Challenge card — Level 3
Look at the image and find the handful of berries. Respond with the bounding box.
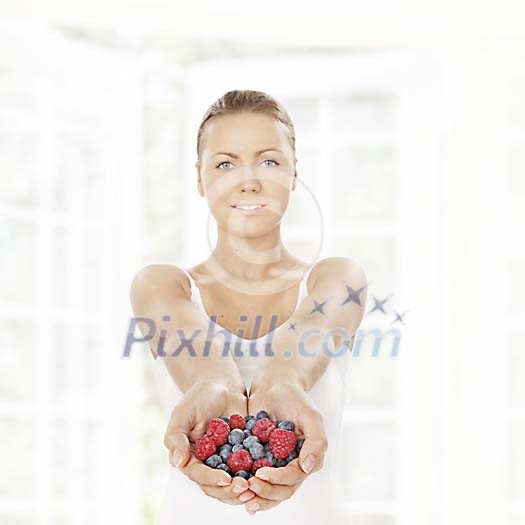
[193,410,304,479]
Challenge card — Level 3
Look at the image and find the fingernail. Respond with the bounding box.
[301,454,316,474]
[232,484,244,494]
[246,501,260,511]
[217,479,230,486]
[255,472,269,481]
[172,449,183,468]
[239,491,253,502]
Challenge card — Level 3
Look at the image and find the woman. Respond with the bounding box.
[130,90,367,523]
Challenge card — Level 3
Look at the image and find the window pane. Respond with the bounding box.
[0,219,36,304]
[295,143,320,193]
[0,515,35,525]
[51,322,69,404]
[331,93,397,132]
[0,416,34,498]
[332,145,397,226]
[508,420,525,501]
[279,97,318,135]
[0,68,36,112]
[84,322,104,393]
[332,235,399,298]
[507,259,525,314]
[507,331,525,407]
[0,111,38,207]
[51,417,70,499]
[345,336,399,408]
[507,77,525,130]
[0,318,35,401]
[506,145,525,195]
[80,228,104,312]
[343,421,397,500]
[52,225,69,309]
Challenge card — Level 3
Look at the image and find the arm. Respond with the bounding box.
[129,264,246,396]
[250,256,368,395]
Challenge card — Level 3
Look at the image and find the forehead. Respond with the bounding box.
[201,112,291,156]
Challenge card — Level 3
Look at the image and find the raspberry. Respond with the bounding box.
[269,429,297,460]
[228,413,246,430]
[195,435,217,461]
[227,449,253,473]
[206,418,230,446]
[252,458,273,474]
[252,418,276,443]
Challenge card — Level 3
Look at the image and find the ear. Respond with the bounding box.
[196,160,204,197]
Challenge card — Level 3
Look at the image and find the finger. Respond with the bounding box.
[181,456,232,487]
[164,404,192,468]
[199,484,255,505]
[254,458,307,486]
[245,495,281,514]
[248,476,297,501]
[296,412,328,475]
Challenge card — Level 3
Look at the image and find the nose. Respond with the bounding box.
[239,178,261,193]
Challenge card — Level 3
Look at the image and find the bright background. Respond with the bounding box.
[1,2,524,525]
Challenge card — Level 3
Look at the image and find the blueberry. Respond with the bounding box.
[216,463,232,475]
[205,454,222,468]
[218,444,232,462]
[256,410,269,420]
[243,429,252,437]
[228,429,245,445]
[246,418,257,431]
[264,451,277,466]
[249,442,265,460]
[245,415,255,421]
[242,436,259,449]
[263,442,270,453]
[296,439,305,452]
[278,420,295,432]
[219,416,230,424]
[285,450,298,462]
[276,459,287,467]
[232,444,244,453]
[235,470,250,479]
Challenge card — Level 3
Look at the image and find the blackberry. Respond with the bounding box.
[228,429,245,446]
[232,444,244,453]
[248,442,265,460]
[205,454,222,468]
[285,450,298,462]
[235,470,250,479]
[278,420,295,432]
[256,410,269,420]
[246,418,257,431]
[219,416,230,424]
[296,438,305,452]
[218,445,232,463]
[216,463,231,475]
[242,436,259,449]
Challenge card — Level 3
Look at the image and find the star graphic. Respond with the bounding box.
[366,294,393,316]
[287,321,297,331]
[309,299,328,315]
[341,281,371,308]
[390,309,409,326]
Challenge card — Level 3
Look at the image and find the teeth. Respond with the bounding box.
[236,204,263,210]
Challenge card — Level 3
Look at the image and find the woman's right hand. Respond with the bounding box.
[163,381,257,506]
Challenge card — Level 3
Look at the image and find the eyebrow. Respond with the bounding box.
[211,148,282,159]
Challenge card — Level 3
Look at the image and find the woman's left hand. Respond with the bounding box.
[244,382,328,515]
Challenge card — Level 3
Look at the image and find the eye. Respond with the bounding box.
[216,161,234,169]
[261,159,279,167]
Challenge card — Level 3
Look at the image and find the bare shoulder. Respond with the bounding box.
[129,263,191,305]
[307,256,367,293]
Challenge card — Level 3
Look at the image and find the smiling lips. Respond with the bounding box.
[231,202,267,214]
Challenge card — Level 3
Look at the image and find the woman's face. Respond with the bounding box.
[196,111,297,239]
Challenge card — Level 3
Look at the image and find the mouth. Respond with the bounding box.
[230,202,267,213]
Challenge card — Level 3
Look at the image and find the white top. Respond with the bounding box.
[153,264,350,524]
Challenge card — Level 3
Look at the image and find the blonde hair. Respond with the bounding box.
[196,89,296,160]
